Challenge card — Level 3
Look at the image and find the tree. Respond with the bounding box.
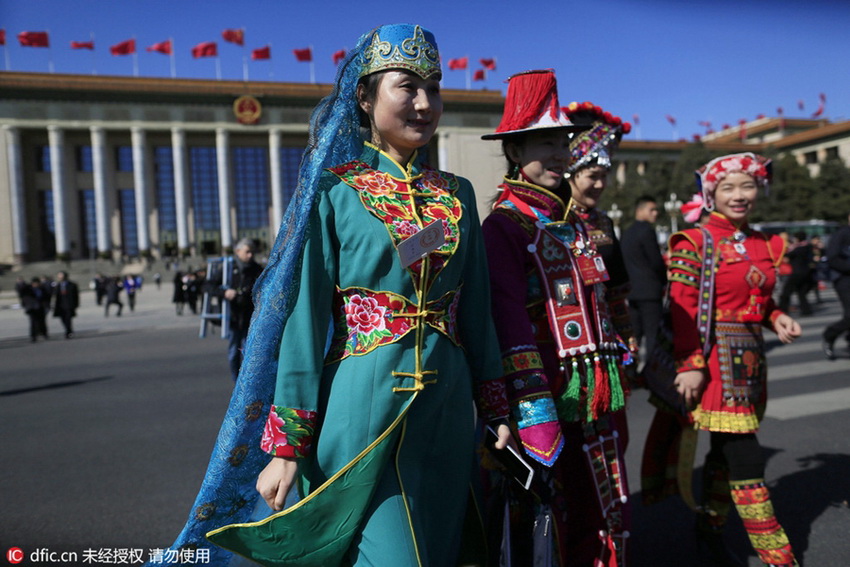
[812,157,850,221]
[754,154,817,222]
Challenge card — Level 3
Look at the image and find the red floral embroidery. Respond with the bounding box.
[345,294,388,335]
[260,406,317,458]
[392,219,420,239]
[326,286,461,364]
[328,161,462,290]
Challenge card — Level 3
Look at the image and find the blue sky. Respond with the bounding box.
[2,0,848,141]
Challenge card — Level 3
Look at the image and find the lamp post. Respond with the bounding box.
[608,202,623,238]
[664,192,683,233]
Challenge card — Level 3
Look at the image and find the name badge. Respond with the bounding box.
[576,254,610,285]
[397,220,446,268]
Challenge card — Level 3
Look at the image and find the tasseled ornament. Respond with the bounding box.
[591,354,611,420]
[607,354,626,412]
[585,355,596,423]
[741,288,766,323]
[558,358,582,422]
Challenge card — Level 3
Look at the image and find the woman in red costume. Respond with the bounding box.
[658,153,802,567]
[481,70,634,567]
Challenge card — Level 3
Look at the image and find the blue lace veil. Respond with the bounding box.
[153,24,439,566]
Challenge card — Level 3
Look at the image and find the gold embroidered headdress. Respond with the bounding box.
[359,24,441,79]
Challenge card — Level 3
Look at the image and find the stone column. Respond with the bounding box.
[268,128,284,232]
[47,126,70,257]
[131,127,151,253]
[90,126,112,256]
[171,127,191,253]
[216,128,233,251]
[4,126,28,262]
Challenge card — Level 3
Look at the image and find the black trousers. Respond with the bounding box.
[708,432,765,481]
[824,276,850,342]
[28,311,48,338]
[778,272,813,315]
[629,299,663,357]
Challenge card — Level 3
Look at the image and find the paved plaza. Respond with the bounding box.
[1,281,849,566]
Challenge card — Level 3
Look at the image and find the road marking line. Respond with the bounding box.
[766,386,850,420]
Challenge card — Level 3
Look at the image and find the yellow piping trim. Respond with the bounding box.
[205,390,421,536]
[395,416,423,566]
[364,141,424,182]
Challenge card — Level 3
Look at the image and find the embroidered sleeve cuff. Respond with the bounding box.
[475,377,510,421]
[767,304,784,327]
[260,406,318,458]
[676,352,706,373]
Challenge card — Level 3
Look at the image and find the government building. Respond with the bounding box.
[2,71,849,266]
[0,72,506,265]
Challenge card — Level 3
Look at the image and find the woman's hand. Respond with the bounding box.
[773,313,802,344]
[674,369,706,409]
[257,456,299,511]
[491,422,516,451]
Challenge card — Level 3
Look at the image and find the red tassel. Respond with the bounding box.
[495,70,558,133]
[591,354,610,419]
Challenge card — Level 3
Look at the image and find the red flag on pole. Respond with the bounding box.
[147,40,172,55]
[0,30,6,46]
[192,42,218,58]
[665,115,676,126]
[472,69,485,81]
[222,29,244,46]
[447,57,468,70]
[738,119,747,141]
[18,31,50,47]
[110,39,136,56]
[251,45,271,60]
[632,114,640,125]
[479,58,496,71]
[332,49,346,65]
[293,47,312,62]
[797,99,805,111]
[71,40,95,50]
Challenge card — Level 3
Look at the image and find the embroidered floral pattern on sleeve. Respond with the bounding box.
[260,406,318,458]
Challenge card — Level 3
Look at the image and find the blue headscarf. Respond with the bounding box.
[151,24,440,566]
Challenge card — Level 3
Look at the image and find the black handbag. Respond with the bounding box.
[642,228,716,414]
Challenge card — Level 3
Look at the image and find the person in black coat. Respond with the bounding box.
[778,232,814,316]
[621,195,667,360]
[222,238,264,381]
[104,276,124,317]
[52,271,79,338]
[21,277,50,342]
[823,214,850,359]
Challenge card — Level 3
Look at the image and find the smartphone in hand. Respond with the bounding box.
[485,425,534,491]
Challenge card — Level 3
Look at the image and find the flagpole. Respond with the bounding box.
[47,29,54,73]
[90,32,96,75]
[132,36,139,77]
[269,42,274,80]
[4,40,11,71]
[465,54,470,90]
[310,44,315,84]
[170,38,176,78]
[216,56,222,80]
[242,27,247,81]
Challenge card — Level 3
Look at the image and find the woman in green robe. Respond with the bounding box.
[203,24,512,566]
